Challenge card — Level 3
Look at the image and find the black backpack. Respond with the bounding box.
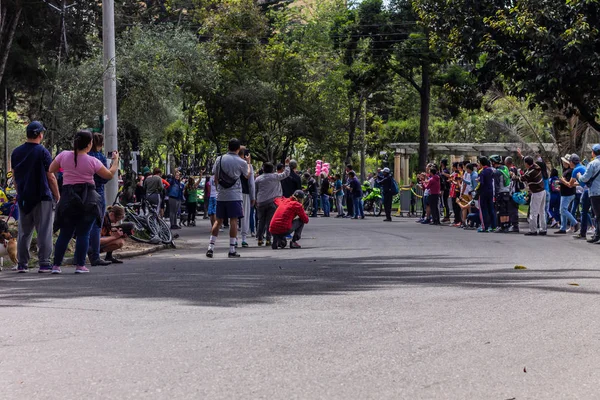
[216,155,239,189]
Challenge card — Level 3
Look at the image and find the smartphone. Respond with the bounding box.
[107,151,114,159]
[244,149,250,157]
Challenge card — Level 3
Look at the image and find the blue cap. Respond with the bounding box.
[593,144,600,155]
[26,121,46,136]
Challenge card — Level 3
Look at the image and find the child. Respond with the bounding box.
[184,177,199,226]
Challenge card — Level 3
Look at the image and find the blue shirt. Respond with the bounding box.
[11,142,53,214]
[580,157,600,196]
[573,163,587,189]
[167,178,184,200]
[349,177,363,198]
[88,150,109,195]
[335,179,343,197]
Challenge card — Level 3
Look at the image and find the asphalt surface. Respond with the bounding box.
[2,216,600,399]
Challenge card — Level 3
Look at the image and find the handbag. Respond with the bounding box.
[216,155,239,189]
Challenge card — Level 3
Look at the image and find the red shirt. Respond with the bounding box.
[424,174,441,195]
[269,197,309,234]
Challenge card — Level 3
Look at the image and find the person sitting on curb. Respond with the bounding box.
[100,205,128,264]
[269,190,310,249]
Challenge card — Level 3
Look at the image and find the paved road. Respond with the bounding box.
[2,217,600,399]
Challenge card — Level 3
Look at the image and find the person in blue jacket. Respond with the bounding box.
[167,171,184,230]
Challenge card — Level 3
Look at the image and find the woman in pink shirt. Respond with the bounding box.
[48,130,119,274]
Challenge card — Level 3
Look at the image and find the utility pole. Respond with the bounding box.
[3,86,7,177]
[103,0,119,204]
[360,98,367,182]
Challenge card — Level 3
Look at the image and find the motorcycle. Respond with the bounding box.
[362,186,383,217]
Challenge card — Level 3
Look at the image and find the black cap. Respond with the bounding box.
[292,190,305,200]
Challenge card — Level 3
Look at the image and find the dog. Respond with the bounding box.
[0,232,18,271]
[0,219,17,271]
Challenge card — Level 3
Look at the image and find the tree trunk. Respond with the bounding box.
[418,62,431,172]
[345,94,363,167]
[0,6,21,88]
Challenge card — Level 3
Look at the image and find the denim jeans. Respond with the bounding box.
[88,195,106,262]
[54,215,96,267]
[321,194,330,216]
[250,206,256,234]
[580,190,593,235]
[549,192,561,222]
[310,193,318,217]
[353,196,364,218]
[560,195,577,230]
[336,195,344,216]
[570,192,582,219]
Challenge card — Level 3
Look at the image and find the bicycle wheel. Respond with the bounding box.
[148,213,173,244]
[127,214,157,244]
[374,199,383,217]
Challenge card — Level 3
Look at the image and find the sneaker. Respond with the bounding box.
[538,231,547,236]
[574,223,581,233]
[554,230,567,235]
[285,235,293,240]
[75,266,90,274]
[290,241,301,249]
[38,265,52,273]
[17,265,28,273]
[206,249,214,258]
[51,266,62,274]
[383,218,392,222]
[442,218,451,223]
[265,240,272,247]
[228,252,241,258]
[493,227,503,233]
[551,220,559,228]
[587,236,600,243]
[271,238,280,250]
[453,223,462,227]
[524,232,538,236]
[90,258,112,266]
[257,240,264,247]
[573,234,586,240]
[477,228,487,233]
[241,241,249,248]
[278,239,287,249]
[508,226,520,233]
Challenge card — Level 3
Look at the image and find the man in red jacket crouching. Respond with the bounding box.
[269,190,310,249]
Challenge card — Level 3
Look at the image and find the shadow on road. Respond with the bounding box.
[1,254,598,307]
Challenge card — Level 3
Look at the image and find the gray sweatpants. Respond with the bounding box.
[18,201,54,267]
[169,198,181,228]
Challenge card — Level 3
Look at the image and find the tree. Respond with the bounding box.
[414,0,600,131]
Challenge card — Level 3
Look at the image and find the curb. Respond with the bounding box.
[63,244,170,265]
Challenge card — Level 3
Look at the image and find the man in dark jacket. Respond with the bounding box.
[304,173,318,217]
[376,168,394,222]
[344,164,355,218]
[281,160,302,198]
[12,121,60,273]
[520,156,547,236]
[477,156,496,232]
